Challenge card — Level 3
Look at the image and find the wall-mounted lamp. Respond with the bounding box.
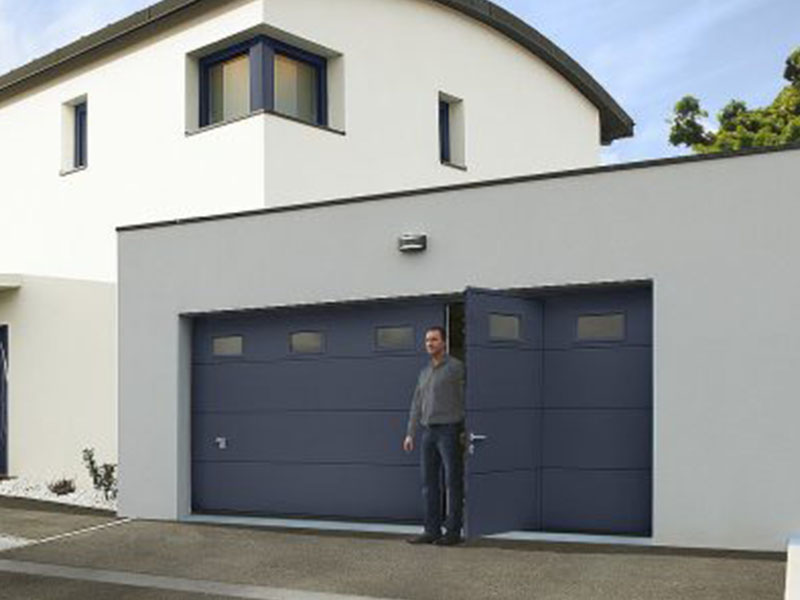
[398,233,427,253]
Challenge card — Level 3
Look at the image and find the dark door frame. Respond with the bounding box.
[0,325,8,477]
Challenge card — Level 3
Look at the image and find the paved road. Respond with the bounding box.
[0,497,788,600]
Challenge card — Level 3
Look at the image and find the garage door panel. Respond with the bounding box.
[466,409,539,474]
[193,304,443,363]
[544,347,651,408]
[466,470,539,534]
[544,288,652,349]
[541,469,651,535]
[466,348,541,410]
[193,356,424,412]
[193,412,413,464]
[193,462,421,521]
[542,409,651,469]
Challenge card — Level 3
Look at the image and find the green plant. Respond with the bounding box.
[47,478,76,496]
[82,448,118,500]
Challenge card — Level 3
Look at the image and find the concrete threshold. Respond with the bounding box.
[0,559,400,600]
[184,514,651,546]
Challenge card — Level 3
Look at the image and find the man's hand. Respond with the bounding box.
[403,435,414,453]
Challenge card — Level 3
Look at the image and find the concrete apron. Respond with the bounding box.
[0,517,787,600]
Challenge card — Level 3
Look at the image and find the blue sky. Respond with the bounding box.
[1,0,797,163]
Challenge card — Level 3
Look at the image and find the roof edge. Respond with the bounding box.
[0,0,633,142]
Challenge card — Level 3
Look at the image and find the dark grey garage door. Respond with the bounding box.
[540,287,652,535]
[191,301,444,521]
[193,286,652,536]
[463,286,652,538]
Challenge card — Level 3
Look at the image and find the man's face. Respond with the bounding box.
[425,330,446,357]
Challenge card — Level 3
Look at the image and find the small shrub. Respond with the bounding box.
[47,478,76,496]
[82,448,118,500]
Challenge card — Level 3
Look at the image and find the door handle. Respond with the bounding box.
[214,437,227,450]
[468,432,488,455]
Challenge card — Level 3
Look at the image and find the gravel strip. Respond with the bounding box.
[0,535,31,551]
[0,477,116,512]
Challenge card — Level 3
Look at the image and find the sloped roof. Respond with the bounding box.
[0,0,634,143]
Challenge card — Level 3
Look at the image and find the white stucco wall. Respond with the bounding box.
[0,276,116,486]
[0,0,601,283]
[0,0,266,283]
[258,0,601,205]
[119,146,800,551]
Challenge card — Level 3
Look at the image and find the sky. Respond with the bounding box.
[0,0,798,164]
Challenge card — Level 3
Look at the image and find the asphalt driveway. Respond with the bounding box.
[0,497,787,600]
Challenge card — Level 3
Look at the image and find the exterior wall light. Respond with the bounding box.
[398,233,427,253]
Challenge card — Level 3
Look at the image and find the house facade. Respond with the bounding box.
[0,1,630,485]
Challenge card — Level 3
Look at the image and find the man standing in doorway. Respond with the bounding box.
[403,326,465,546]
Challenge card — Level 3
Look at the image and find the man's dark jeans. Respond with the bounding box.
[420,422,464,537]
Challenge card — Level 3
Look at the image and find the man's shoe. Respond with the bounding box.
[407,532,441,544]
[433,533,464,546]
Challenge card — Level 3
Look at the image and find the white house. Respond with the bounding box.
[0,0,631,486]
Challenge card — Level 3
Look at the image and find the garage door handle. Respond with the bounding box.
[215,437,227,450]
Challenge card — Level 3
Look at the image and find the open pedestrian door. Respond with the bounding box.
[464,288,542,538]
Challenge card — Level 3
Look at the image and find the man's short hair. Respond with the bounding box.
[425,326,446,340]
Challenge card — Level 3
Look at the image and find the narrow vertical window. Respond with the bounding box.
[74,102,87,169]
[438,93,465,168]
[439,99,451,163]
[61,96,87,174]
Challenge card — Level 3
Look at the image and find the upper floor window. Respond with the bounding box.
[74,102,88,169]
[199,36,327,128]
[207,53,250,124]
[439,93,465,169]
[61,95,87,174]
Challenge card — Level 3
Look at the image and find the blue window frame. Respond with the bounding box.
[439,99,451,163]
[74,102,87,168]
[199,36,327,128]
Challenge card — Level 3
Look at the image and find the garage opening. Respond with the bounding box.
[190,284,652,537]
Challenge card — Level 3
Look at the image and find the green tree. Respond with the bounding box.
[669,47,800,154]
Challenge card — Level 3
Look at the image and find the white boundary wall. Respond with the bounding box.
[119,146,800,551]
[0,276,116,486]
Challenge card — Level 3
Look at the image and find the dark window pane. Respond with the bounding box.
[439,100,450,163]
[212,335,243,356]
[376,326,414,350]
[577,313,625,341]
[274,54,318,123]
[290,331,324,353]
[489,313,520,340]
[74,102,87,168]
[208,53,250,124]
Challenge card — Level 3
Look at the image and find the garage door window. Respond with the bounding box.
[375,326,414,350]
[489,313,521,341]
[212,335,243,356]
[576,313,625,341]
[290,331,325,354]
